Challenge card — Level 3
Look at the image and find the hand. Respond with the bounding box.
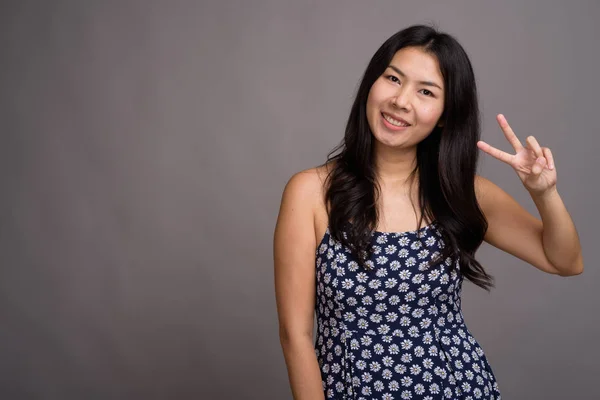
[477,114,557,196]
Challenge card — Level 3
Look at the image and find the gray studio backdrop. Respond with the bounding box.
[1,1,598,399]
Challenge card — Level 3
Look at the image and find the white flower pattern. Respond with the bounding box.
[315,222,501,399]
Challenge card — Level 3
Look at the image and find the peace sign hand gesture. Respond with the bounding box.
[477,114,557,196]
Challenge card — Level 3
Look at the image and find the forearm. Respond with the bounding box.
[280,335,326,400]
[531,186,583,275]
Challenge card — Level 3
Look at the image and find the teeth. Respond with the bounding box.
[383,113,410,127]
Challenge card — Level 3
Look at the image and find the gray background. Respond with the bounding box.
[1,0,598,399]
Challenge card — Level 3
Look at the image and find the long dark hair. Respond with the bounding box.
[322,24,493,290]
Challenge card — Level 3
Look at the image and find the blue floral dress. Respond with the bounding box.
[314,222,501,399]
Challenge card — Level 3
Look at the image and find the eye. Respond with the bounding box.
[386,75,400,84]
[420,89,434,97]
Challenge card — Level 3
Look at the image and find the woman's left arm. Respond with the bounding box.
[475,114,583,277]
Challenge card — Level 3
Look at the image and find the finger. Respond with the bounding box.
[497,114,523,152]
[477,140,514,165]
[542,147,555,170]
[532,156,546,175]
[525,136,544,159]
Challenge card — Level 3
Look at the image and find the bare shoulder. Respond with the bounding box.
[474,174,493,201]
[280,167,324,211]
[276,163,333,252]
[474,174,522,217]
[474,174,508,215]
[474,173,519,222]
[273,168,324,341]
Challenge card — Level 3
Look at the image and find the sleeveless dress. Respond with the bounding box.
[314,222,502,399]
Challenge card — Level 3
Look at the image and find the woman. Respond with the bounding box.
[273,25,582,400]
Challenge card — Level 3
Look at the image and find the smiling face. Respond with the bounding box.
[366,46,445,151]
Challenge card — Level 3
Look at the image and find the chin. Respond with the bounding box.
[374,137,407,149]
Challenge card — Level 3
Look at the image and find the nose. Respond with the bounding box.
[392,87,412,110]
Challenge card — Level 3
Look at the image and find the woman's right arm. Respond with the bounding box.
[274,170,326,400]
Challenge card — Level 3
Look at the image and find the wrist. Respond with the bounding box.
[530,185,559,205]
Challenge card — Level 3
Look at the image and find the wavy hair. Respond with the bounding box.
[322,24,493,290]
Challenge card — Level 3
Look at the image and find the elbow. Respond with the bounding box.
[557,268,583,277]
[279,327,313,347]
[279,332,314,359]
[556,254,584,277]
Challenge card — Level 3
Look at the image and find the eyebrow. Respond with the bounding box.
[387,65,443,90]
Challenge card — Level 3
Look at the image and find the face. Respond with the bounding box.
[366,46,445,150]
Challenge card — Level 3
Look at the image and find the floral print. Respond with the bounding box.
[315,223,501,399]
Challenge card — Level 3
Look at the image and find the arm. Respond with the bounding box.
[476,176,583,276]
[476,114,583,276]
[273,170,326,400]
[530,186,583,274]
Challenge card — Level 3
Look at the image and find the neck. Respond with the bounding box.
[373,144,418,190]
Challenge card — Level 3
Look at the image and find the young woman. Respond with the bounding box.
[273,25,582,400]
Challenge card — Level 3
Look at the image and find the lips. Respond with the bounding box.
[381,112,412,127]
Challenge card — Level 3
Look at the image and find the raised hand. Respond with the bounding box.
[477,114,557,196]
